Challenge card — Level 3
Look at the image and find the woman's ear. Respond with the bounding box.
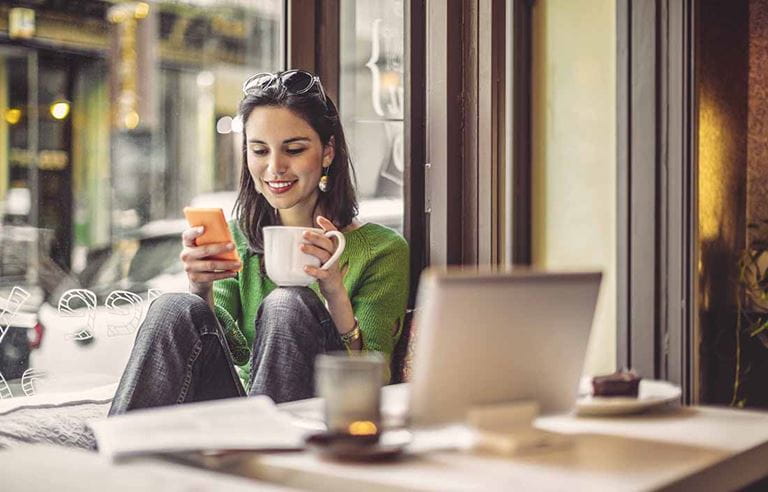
[322,136,336,168]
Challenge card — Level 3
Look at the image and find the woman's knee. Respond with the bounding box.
[260,287,323,316]
[258,288,328,336]
[148,292,207,316]
[143,293,212,337]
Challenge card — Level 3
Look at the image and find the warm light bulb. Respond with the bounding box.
[135,2,150,19]
[124,111,140,129]
[50,101,70,120]
[4,108,22,125]
[381,71,401,90]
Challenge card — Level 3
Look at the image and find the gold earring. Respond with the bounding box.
[319,166,330,193]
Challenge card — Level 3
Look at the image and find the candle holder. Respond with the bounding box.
[315,351,386,438]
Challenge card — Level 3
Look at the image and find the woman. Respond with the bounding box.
[109,70,409,413]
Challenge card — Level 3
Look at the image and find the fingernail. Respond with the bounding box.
[227,243,235,250]
[197,226,205,233]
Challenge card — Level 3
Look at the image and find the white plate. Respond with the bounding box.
[576,379,682,416]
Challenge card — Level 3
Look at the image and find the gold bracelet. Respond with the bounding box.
[340,318,361,345]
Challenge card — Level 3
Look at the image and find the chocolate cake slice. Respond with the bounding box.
[592,370,641,397]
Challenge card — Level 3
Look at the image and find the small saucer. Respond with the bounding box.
[305,430,412,462]
[576,379,682,416]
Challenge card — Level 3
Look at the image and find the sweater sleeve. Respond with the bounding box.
[352,234,410,362]
[213,276,250,366]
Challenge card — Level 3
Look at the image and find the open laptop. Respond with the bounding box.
[408,268,602,426]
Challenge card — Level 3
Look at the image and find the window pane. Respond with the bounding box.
[0,1,283,398]
[339,0,405,233]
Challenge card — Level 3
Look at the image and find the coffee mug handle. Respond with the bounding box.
[320,231,346,270]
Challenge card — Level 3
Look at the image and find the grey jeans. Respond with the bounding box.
[108,287,345,415]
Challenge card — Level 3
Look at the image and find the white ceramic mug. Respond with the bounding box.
[263,226,346,287]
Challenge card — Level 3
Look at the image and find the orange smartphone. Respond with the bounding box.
[183,207,242,271]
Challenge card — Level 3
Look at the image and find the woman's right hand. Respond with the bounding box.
[180,226,241,297]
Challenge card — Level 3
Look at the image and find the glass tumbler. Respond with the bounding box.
[315,351,386,436]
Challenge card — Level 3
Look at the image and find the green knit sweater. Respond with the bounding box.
[212,221,410,384]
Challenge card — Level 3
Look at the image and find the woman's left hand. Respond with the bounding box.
[302,216,345,298]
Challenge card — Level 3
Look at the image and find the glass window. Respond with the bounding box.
[339,0,405,234]
[0,1,283,398]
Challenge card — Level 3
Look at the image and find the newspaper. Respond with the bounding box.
[90,396,307,460]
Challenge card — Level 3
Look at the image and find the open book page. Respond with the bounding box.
[90,396,307,460]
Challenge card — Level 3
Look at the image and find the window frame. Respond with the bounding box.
[616,0,697,403]
[288,0,428,301]
[288,0,534,293]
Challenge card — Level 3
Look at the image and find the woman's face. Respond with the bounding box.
[244,106,334,216]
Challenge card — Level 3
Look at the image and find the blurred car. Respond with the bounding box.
[32,219,188,383]
[0,226,55,381]
[28,192,241,386]
[0,285,45,381]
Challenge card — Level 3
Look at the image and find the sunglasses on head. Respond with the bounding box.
[242,69,327,104]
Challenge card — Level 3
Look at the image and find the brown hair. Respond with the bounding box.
[233,76,358,254]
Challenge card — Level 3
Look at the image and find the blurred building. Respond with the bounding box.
[0,0,282,268]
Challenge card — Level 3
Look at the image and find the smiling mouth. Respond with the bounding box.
[265,180,297,195]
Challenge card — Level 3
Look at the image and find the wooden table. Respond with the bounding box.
[0,444,295,491]
[2,384,767,491]
[203,384,768,492]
